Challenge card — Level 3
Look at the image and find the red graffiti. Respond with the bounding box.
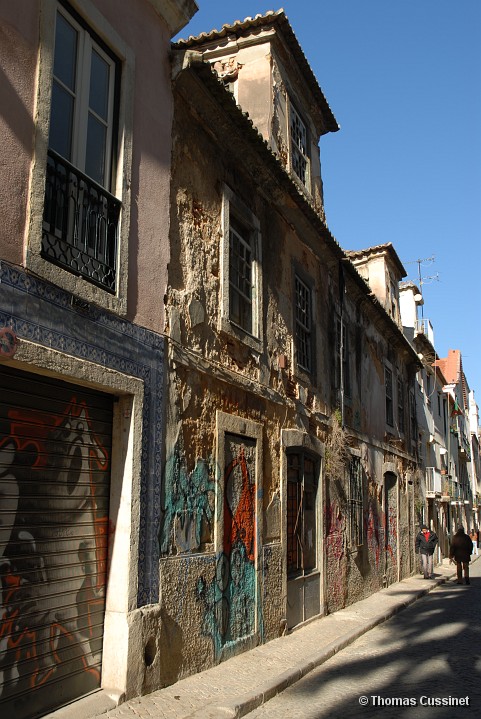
[223,446,256,562]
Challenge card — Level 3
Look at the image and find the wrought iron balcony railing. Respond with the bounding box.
[42,149,120,293]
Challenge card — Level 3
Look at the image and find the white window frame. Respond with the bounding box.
[220,185,263,351]
[51,5,117,188]
[289,100,311,191]
[26,0,134,315]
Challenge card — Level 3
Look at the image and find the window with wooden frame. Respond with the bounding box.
[385,366,394,427]
[294,274,313,374]
[221,186,262,348]
[336,318,351,399]
[229,216,254,334]
[289,102,310,188]
[397,377,405,433]
[42,1,121,292]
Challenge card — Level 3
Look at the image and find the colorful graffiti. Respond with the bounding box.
[159,442,215,554]
[196,436,257,655]
[0,395,111,719]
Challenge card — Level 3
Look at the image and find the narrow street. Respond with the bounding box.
[249,559,481,719]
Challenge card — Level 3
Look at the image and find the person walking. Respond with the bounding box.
[449,526,473,585]
[469,528,479,556]
[415,523,439,579]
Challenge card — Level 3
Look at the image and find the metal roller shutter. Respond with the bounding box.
[0,366,113,719]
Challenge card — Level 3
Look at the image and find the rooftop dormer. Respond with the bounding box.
[346,242,406,326]
[175,10,339,216]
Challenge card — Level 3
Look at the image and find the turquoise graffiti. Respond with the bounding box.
[159,442,215,554]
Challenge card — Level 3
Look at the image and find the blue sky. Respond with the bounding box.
[176,1,481,409]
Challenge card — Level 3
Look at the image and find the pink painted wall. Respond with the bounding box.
[0,0,178,333]
[0,2,39,267]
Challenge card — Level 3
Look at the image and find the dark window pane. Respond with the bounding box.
[85,114,106,186]
[295,276,312,372]
[229,220,253,333]
[54,12,77,91]
[89,50,110,121]
[49,82,74,160]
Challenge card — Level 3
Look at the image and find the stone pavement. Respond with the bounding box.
[48,559,471,719]
[248,556,481,718]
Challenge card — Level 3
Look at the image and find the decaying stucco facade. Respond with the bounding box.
[161,12,422,684]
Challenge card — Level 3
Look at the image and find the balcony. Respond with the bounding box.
[42,150,120,293]
[425,467,441,496]
[415,318,434,346]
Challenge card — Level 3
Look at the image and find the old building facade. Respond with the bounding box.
[161,13,421,686]
[0,1,197,717]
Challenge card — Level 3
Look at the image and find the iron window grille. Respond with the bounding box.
[42,149,120,292]
[348,456,363,547]
[287,451,318,577]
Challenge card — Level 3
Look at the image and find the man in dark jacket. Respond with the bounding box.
[415,524,439,579]
[449,526,473,585]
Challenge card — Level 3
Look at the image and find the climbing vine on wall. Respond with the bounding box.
[325,410,350,480]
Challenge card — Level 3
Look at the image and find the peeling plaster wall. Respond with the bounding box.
[166,57,418,685]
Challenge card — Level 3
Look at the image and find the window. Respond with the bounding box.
[426,373,432,404]
[390,280,398,321]
[410,388,417,443]
[290,103,309,187]
[385,367,393,426]
[295,275,312,373]
[221,186,262,346]
[336,318,351,398]
[42,2,120,292]
[287,452,318,576]
[348,456,363,547]
[229,217,253,334]
[397,377,404,433]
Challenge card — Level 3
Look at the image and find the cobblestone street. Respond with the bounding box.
[249,561,481,719]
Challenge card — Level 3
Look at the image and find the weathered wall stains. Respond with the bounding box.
[0,393,112,718]
[365,497,383,569]
[159,442,215,554]
[324,500,347,612]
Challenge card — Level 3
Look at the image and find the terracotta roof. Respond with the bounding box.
[174,9,339,133]
[434,349,461,385]
[345,242,407,278]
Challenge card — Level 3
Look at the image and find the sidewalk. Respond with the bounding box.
[50,559,469,719]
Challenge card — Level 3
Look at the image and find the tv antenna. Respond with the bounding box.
[405,255,439,317]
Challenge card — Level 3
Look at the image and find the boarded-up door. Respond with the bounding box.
[0,366,113,719]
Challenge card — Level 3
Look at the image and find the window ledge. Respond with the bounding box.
[219,317,263,353]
